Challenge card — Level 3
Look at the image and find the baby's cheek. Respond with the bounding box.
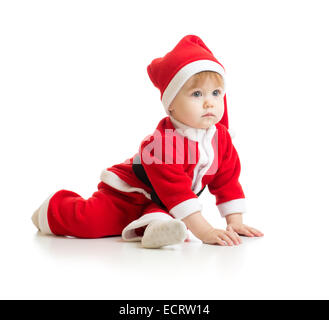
[218,106,225,120]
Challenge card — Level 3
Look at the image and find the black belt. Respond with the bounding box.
[132,154,205,209]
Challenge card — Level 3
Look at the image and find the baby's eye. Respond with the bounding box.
[213,89,222,96]
[192,91,202,97]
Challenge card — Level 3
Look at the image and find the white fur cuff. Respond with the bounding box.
[37,193,55,234]
[122,212,173,241]
[217,198,246,217]
[169,198,202,220]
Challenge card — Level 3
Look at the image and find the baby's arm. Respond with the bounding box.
[182,211,241,246]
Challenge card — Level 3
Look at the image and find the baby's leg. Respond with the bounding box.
[32,183,145,238]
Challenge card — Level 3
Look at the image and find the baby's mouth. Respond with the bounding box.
[202,113,215,117]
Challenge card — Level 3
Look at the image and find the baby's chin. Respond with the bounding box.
[175,116,219,129]
[196,117,218,129]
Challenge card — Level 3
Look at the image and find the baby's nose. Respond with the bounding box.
[203,102,213,108]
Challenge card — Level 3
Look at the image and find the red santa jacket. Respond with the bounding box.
[100,116,246,220]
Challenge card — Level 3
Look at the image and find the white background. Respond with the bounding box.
[1,0,329,299]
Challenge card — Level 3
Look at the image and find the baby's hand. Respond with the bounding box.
[226,223,264,238]
[200,228,242,246]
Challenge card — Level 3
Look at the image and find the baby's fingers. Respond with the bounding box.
[236,227,254,237]
[226,226,242,245]
[248,227,264,237]
[220,233,235,246]
[215,237,228,246]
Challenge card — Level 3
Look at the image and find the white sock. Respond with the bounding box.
[141,219,188,249]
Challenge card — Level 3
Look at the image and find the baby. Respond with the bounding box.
[32,35,263,248]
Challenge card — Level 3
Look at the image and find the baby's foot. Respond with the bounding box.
[31,193,56,232]
[141,219,187,249]
[31,206,41,230]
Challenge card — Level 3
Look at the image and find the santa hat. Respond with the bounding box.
[147,34,229,129]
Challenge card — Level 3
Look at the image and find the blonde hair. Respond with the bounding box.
[185,71,224,90]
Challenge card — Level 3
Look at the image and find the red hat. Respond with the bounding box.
[147,35,229,129]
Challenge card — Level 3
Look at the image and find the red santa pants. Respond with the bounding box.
[39,182,175,239]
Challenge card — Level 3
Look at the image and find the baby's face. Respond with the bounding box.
[168,74,225,129]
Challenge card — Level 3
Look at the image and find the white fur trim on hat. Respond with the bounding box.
[161,59,225,114]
